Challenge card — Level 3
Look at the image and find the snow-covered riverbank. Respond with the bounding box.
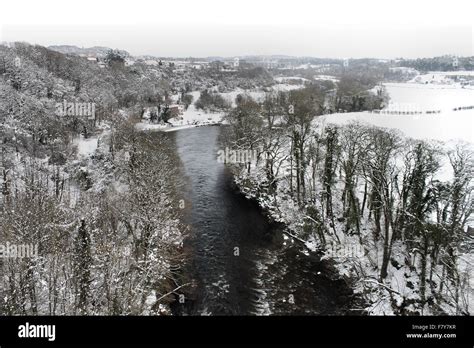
[226,81,474,316]
[136,84,305,132]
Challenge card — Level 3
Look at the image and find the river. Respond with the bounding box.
[165,126,356,315]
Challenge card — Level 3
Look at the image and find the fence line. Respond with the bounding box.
[368,105,474,115]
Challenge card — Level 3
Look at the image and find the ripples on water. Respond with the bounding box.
[166,126,353,315]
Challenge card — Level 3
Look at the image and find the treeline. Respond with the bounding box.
[332,75,388,112]
[0,42,171,140]
[397,56,474,72]
[0,118,186,315]
[0,43,188,315]
[194,90,231,112]
[204,62,274,91]
[221,88,473,315]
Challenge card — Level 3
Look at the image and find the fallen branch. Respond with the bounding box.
[283,230,307,245]
[156,282,192,303]
[363,278,401,295]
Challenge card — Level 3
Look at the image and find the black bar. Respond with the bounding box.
[0,316,472,346]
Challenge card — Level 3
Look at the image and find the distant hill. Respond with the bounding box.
[48,45,129,58]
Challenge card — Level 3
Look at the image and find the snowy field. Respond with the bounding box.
[138,82,473,143]
[238,79,474,315]
[411,71,474,84]
[169,91,224,127]
[137,84,304,132]
[313,74,339,83]
[321,109,474,143]
[73,136,99,157]
[274,76,309,83]
[136,91,224,132]
[220,83,303,106]
[323,82,474,144]
[384,82,474,111]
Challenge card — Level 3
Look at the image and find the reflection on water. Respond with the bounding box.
[166,126,354,315]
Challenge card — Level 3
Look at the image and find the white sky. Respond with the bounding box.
[0,0,473,58]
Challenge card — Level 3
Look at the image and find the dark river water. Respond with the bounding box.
[165,126,355,315]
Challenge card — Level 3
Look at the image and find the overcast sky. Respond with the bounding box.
[1,0,473,58]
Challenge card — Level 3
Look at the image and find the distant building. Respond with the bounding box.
[264,60,278,69]
[144,59,159,66]
[84,55,107,68]
[218,60,237,72]
[169,104,185,118]
[233,57,240,68]
[190,61,209,70]
[452,56,459,68]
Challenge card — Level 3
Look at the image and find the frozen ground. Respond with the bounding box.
[323,82,474,143]
[321,109,474,143]
[169,91,225,126]
[314,74,339,83]
[274,76,309,83]
[220,84,303,107]
[136,91,224,131]
[384,82,474,111]
[138,85,305,131]
[411,71,474,85]
[234,78,474,315]
[73,136,99,157]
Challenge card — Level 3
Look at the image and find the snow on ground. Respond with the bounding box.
[457,253,474,314]
[410,73,452,85]
[220,84,306,107]
[434,71,474,76]
[135,122,169,131]
[313,74,339,83]
[73,136,98,157]
[272,83,305,92]
[411,71,474,83]
[169,92,224,126]
[384,83,474,111]
[231,78,473,315]
[407,71,474,87]
[322,82,474,143]
[138,85,308,132]
[321,109,474,143]
[220,88,266,106]
[316,82,473,313]
[137,91,224,131]
[168,90,224,125]
[274,76,309,83]
[390,67,419,75]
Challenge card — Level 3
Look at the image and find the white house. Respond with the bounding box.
[452,56,459,68]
